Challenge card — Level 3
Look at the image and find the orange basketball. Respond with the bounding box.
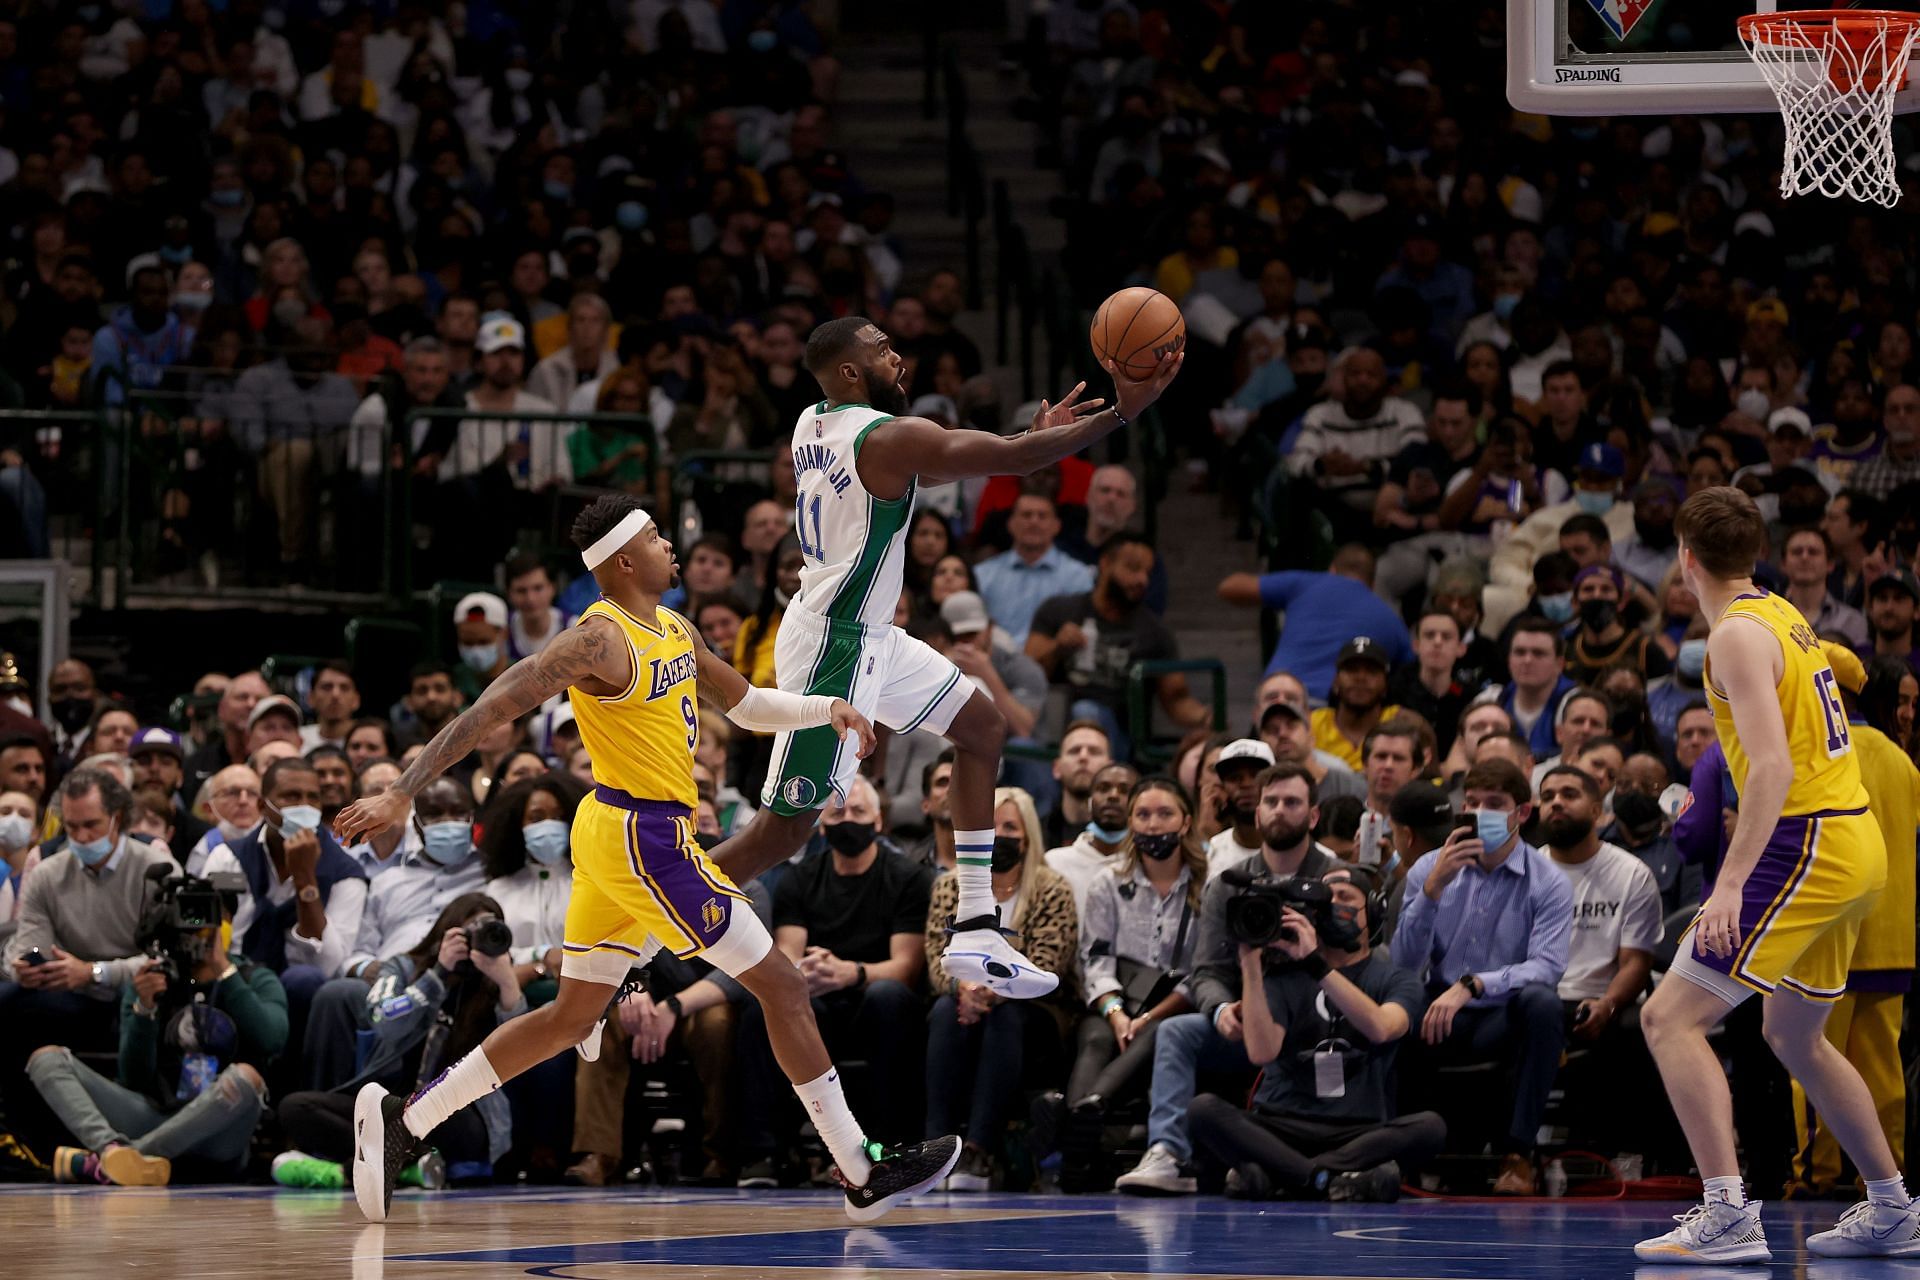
[1089,287,1186,381]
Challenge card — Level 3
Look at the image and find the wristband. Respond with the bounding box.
[1113,407,1131,428]
[1458,973,1483,998]
[663,993,684,1018]
[1099,995,1124,1017]
[1299,954,1330,980]
[854,963,868,990]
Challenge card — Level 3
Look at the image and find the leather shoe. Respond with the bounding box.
[1492,1153,1536,1195]
[565,1152,619,1187]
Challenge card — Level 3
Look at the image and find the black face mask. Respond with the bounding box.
[1634,517,1675,549]
[991,834,1024,873]
[1579,598,1618,631]
[1134,830,1182,861]
[1611,790,1664,845]
[52,697,92,732]
[821,820,874,855]
[1323,902,1365,952]
[1610,703,1643,738]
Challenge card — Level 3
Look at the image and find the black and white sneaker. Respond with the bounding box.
[1328,1161,1402,1203]
[352,1083,423,1223]
[841,1136,962,1223]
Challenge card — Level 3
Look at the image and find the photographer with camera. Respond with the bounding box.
[26,875,287,1186]
[1188,865,1444,1201]
[1394,757,1573,1195]
[0,768,179,1149]
[274,892,527,1189]
[1116,762,1342,1196]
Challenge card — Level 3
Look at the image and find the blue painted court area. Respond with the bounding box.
[387,1189,1920,1278]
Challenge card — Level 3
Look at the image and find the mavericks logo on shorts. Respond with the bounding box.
[783,776,818,809]
[701,897,724,932]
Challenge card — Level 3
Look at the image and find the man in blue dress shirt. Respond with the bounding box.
[1393,756,1573,1195]
[974,493,1096,645]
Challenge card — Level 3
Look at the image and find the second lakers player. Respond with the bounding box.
[331,494,962,1226]
[1636,486,1919,1263]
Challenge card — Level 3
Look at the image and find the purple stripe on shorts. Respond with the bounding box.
[1689,813,1816,984]
[630,808,736,948]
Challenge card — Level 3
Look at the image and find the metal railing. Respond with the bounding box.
[1126,659,1229,766]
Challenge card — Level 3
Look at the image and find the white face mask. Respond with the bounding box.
[1735,388,1771,420]
[0,812,32,851]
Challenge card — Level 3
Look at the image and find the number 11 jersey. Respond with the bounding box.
[1703,588,1869,817]
[787,400,916,630]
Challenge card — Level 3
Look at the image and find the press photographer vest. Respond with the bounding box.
[230,828,367,971]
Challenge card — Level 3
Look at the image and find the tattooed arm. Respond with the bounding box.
[332,620,627,842]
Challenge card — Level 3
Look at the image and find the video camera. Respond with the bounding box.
[1221,867,1365,951]
[138,866,245,990]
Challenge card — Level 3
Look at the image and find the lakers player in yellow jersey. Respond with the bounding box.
[332,494,963,1226]
[1635,487,1918,1264]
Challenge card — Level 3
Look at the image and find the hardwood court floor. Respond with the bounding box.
[0,1184,1897,1279]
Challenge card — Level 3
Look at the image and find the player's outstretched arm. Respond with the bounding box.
[860,351,1184,489]
[690,634,876,758]
[332,621,626,842]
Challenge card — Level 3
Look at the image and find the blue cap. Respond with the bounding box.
[1578,442,1625,478]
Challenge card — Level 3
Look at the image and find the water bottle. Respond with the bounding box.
[1543,1157,1567,1198]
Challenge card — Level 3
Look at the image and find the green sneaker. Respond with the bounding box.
[399,1152,446,1190]
[272,1150,345,1189]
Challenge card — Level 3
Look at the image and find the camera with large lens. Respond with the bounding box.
[464,917,513,958]
[1222,870,1333,947]
[138,867,245,991]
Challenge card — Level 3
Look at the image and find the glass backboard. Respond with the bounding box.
[1509,0,1920,114]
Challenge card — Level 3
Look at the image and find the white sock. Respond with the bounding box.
[1867,1175,1910,1207]
[793,1068,873,1187]
[1703,1175,1748,1208]
[952,828,995,922]
[402,1047,502,1141]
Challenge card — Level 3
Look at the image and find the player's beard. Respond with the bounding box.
[866,366,909,415]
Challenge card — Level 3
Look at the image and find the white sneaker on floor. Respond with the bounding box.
[942,915,1058,999]
[1114,1142,1196,1196]
[1635,1201,1771,1264]
[1807,1199,1920,1257]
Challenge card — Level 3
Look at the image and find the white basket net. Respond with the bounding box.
[1738,9,1920,207]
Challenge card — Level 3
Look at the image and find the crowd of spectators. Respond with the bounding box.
[1,0,1918,1209]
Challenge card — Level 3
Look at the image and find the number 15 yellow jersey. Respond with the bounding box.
[1703,589,1868,817]
[568,598,700,808]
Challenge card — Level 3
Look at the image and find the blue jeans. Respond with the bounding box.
[1146,1012,1251,1161]
[924,996,1059,1155]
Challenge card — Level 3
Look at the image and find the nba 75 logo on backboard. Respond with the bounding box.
[1584,0,1653,40]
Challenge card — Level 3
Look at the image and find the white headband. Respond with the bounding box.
[581,508,652,571]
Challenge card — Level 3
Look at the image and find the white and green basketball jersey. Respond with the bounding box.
[787,400,916,628]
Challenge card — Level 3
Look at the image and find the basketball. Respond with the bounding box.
[1089,287,1186,381]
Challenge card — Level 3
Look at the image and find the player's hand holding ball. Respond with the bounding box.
[1088,286,1187,421]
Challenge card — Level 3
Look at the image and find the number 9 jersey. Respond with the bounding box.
[1703,589,1870,816]
[567,599,700,808]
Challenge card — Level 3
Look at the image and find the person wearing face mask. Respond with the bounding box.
[1187,865,1443,1203]
[479,775,586,993]
[1045,760,1142,915]
[46,657,100,767]
[1117,764,1342,1196]
[0,787,42,922]
[1614,479,1682,593]
[1647,632,1710,757]
[1483,442,1634,633]
[1394,757,1574,1196]
[452,593,511,698]
[1053,777,1206,1187]
[0,769,177,1147]
[1566,564,1669,684]
[924,788,1077,1191]
[731,776,934,1186]
[207,759,367,1017]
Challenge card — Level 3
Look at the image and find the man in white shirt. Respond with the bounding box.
[1046,761,1141,914]
[204,759,369,1006]
[450,316,567,489]
[1204,739,1273,880]
[1537,763,1663,1154]
[527,293,618,410]
[299,661,361,753]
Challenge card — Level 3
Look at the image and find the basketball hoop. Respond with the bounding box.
[1738,9,1920,206]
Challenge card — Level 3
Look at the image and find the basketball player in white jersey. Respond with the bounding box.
[707,316,1182,995]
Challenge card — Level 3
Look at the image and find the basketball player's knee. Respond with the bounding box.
[952,698,1006,757]
[1761,1008,1821,1065]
